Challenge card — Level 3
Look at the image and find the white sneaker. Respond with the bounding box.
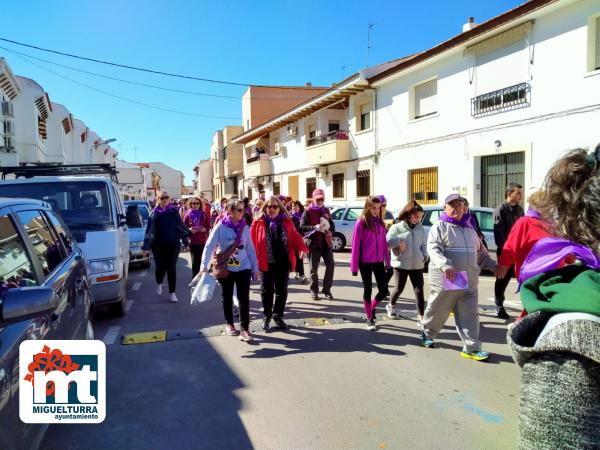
[169,293,178,303]
[156,284,162,295]
[386,303,397,318]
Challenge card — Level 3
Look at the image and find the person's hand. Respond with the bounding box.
[496,265,508,279]
[398,240,407,252]
[299,251,306,259]
[314,224,322,232]
[490,266,498,277]
[253,272,262,282]
[444,267,456,281]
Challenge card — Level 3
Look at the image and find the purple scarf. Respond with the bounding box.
[525,207,541,219]
[292,212,302,222]
[153,203,178,214]
[221,214,246,237]
[439,212,473,228]
[187,208,204,226]
[263,212,287,232]
[309,203,326,212]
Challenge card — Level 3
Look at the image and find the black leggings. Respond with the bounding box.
[358,262,388,302]
[295,251,304,277]
[152,244,180,293]
[189,244,205,278]
[218,269,251,330]
[390,268,425,316]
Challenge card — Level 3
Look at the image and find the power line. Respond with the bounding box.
[6,48,243,120]
[0,45,324,101]
[0,37,326,90]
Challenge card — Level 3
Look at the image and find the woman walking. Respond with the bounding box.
[251,197,308,331]
[184,197,211,278]
[350,196,391,330]
[386,201,427,321]
[143,191,191,303]
[201,199,259,342]
[291,200,309,284]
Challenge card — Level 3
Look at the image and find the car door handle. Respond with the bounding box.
[341,223,348,226]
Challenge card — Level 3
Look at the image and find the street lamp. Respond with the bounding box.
[89,138,117,163]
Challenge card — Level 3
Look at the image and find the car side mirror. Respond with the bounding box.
[118,213,127,227]
[1,287,58,326]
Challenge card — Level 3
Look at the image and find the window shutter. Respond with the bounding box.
[415,79,437,118]
[596,17,600,69]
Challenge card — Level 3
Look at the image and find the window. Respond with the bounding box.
[345,208,362,220]
[272,136,280,156]
[38,116,47,139]
[472,210,494,233]
[359,103,371,131]
[61,117,72,134]
[223,146,227,160]
[332,173,344,199]
[17,210,66,277]
[273,181,281,196]
[247,187,253,200]
[0,214,38,292]
[412,79,437,119]
[44,210,73,256]
[80,131,86,143]
[356,170,371,197]
[409,167,438,204]
[422,209,442,226]
[307,124,317,146]
[331,209,344,220]
[588,15,600,71]
[328,121,340,133]
[306,177,317,198]
[232,177,238,196]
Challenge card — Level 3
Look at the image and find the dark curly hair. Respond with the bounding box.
[536,147,600,252]
[397,200,424,223]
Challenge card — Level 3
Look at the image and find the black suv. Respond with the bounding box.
[0,198,93,450]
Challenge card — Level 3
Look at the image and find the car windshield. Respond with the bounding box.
[0,181,114,231]
[126,203,150,222]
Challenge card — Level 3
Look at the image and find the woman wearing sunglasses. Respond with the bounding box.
[251,197,308,330]
[143,191,191,303]
[184,197,211,278]
[201,199,259,342]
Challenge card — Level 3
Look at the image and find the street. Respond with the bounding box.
[42,250,522,450]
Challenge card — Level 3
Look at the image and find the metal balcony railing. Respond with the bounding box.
[471,82,530,117]
[307,130,349,147]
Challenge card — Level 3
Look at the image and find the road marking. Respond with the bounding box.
[122,330,167,345]
[125,300,134,312]
[132,282,142,291]
[103,326,121,345]
[139,271,147,277]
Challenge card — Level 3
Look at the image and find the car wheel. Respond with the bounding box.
[331,233,346,252]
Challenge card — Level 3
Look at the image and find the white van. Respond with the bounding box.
[0,165,130,316]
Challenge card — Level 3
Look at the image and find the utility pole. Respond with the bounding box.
[367,23,375,68]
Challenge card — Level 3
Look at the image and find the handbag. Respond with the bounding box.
[210,233,242,279]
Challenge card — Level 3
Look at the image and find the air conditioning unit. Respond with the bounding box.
[3,121,14,135]
[287,125,297,137]
[1,102,13,117]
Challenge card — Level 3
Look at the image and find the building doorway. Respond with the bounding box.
[288,175,299,201]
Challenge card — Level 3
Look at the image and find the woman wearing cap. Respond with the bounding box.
[300,189,336,300]
[143,191,191,303]
[201,199,260,342]
[183,197,211,278]
[251,197,308,330]
[350,196,390,330]
[420,193,497,361]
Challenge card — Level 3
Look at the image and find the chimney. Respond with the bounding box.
[305,82,312,87]
[463,17,476,32]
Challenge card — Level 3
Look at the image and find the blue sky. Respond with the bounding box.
[2,0,524,183]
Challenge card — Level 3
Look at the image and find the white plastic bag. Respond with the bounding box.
[190,272,219,305]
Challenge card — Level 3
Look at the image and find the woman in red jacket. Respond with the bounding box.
[251,196,308,331]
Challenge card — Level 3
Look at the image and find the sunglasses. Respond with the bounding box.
[266,205,279,209]
[231,208,243,212]
[315,198,324,202]
[160,196,169,200]
[191,202,200,205]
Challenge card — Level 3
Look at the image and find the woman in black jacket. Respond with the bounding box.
[143,191,190,303]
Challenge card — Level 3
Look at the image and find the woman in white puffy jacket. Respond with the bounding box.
[385,201,428,320]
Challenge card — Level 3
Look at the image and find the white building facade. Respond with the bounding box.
[144,162,184,198]
[0,58,21,165]
[193,158,213,200]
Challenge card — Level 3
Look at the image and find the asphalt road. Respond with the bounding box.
[41,249,522,450]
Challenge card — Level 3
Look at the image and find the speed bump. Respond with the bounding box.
[121,330,167,345]
[303,318,330,327]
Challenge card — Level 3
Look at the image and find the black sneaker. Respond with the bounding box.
[311,292,320,301]
[262,317,271,331]
[496,306,510,320]
[322,292,334,300]
[273,316,287,330]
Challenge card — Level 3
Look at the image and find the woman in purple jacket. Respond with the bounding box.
[351,196,391,330]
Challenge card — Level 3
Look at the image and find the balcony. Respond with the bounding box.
[246,154,272,177]
[306,130,351,166]
[471,82,530,117]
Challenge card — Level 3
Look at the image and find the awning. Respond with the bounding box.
[244,135,269,148]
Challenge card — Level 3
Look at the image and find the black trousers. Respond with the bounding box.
[189,244,205,278]
[261,263,290,318]
[218,269,251,330]
[494,264,515,306]
[390,268,425,316]
[309,247,335,294]
[295,252,305,277]
[152,244,180,293]
[358,262,388,303]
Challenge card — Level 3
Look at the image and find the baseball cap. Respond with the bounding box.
[312,189,325,199]
[444,193,466,205]
[375,194,387,204]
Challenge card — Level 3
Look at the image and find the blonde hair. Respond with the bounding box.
[260,196,291,217]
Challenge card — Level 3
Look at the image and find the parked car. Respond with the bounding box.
[330,205,395,251]
[0,165,132,316]
[0,197,93,450]
[124,200,151,268]
[421,205,497,252]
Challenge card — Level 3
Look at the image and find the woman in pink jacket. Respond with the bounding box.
[351,196,391,330]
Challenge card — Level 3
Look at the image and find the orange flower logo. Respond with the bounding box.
[23,345,80,396]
